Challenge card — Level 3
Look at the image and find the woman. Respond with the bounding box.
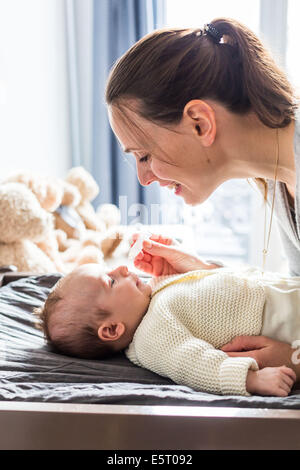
[105,18,300,378]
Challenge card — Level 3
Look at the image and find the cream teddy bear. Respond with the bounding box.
[5,171,64,212]
[59,166,123,259]
[3,168,124,273]
[4,171,69,272]
[0,183,59,273]
[4,169,106,271]
[65,166,106,232]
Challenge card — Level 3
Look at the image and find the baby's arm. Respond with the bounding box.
[246,366,296,397]
[126,313,258,396]
[127,302,297,397]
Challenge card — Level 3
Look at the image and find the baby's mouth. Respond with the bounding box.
[130,272,141,287]
[135,276,145,288]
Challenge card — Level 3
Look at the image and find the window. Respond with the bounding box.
[165,0,260,31]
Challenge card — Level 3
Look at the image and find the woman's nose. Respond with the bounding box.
[137,166,156,187]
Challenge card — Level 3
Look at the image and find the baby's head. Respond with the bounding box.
[35,264,152,359]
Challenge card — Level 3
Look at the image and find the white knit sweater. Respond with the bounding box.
[126,268,266,396]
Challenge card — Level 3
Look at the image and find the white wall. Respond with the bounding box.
[0,0,71,179]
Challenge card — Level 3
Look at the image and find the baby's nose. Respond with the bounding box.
[119,266,129,277]
[111,265,129,277]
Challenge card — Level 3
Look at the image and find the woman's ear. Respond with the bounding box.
[97,322,126,342]
[183,99,217,147]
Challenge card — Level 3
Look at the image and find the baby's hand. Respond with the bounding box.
[246,366,296,397]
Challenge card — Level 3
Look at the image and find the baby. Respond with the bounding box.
[35,248,298,398]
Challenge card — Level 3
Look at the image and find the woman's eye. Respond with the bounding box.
[110,278,115,287]
[139,154,150,163]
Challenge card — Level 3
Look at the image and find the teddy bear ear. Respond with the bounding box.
[0,183,53,244]
[60,181,81,207]
[96,203,121,229]
[66,167,99,202]
[42,178,64,212]
[4,171,64,213]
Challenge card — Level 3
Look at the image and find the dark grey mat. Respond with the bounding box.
[1,274,300,408]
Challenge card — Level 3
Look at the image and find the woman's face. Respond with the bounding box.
[108,101,224,206]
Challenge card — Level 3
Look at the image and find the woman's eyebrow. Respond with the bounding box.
[123,147,140,153]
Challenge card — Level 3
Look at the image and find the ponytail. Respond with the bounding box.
[211,18,297,127]
[106,18,298,129]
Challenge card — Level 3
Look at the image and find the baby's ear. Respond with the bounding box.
[97,322,125,342]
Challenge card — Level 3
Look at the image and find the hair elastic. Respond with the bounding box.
[204,23,223,43]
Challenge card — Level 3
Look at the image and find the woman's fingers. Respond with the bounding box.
[133,258,153,274]
[132,232,175,247]
[131,233,139,244]
[221,335,267,352]
[151,256,165,277]
[132,234,201,276]
[143,253,152,262]
[149,234,172,244]
[135,251,152,262]
[142,239,177,256]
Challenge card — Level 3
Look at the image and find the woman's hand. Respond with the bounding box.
[132,233,219,277]
[246,367,296,396]
[222,335,300,381]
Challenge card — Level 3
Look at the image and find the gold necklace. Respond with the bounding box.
[262,128,280,271]
[151,271,215,298]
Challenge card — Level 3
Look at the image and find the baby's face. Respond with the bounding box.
[60,264,152,338]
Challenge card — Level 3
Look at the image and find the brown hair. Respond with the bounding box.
[34,282,116,360]
[106,18,298,128]
[106,18,299,200]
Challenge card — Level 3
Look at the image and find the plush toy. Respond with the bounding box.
[0,183,59,273]
[2,167,124,273]
[97,203,121,229]
[5,171,64,212]
[4,172,68,272]
[56,166,123,259]
[65,166,106,232]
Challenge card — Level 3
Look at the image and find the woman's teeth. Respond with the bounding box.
[168,182,180,190]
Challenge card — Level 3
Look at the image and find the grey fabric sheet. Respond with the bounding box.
[1,274,300,408]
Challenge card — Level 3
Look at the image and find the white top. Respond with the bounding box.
[126,268,264,396]
[268,114,300,275]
